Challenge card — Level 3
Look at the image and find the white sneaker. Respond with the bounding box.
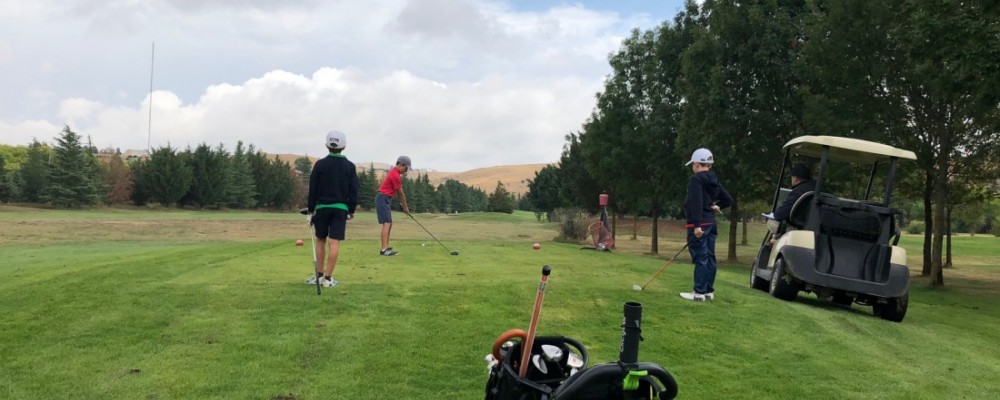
[705,292,715,300]
[322,278,338,288]
[679,292,706,302]
[305,275,318,285]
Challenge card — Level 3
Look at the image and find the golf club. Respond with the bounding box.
[632,242,690,291]
[300,208,321,295]
[519,265,552,378]
[407,213,459,256]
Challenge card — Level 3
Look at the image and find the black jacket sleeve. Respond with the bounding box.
[348,169,359,215]
[307,161,320,213]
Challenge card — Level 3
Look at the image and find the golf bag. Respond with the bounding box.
[484,303,678,400]
[485,336,588,400]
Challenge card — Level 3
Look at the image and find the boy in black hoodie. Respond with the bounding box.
[681,148,732,301]
[305,130,359,288]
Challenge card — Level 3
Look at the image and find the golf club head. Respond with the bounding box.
[531,354,548,375]
[541,344,563,362]
[450,251,459,256]
[566,352,584,369]
[299,207,309,215]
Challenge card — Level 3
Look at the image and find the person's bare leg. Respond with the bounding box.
[325,240,340,276]
[316,237,327,275]
[380,223,392,250]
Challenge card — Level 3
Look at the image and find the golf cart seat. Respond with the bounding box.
[784,191,816,231]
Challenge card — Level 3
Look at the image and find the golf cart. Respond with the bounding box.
[749,136,916,322]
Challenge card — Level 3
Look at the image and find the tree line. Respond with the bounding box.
[0,126,520,214]
[297,161,518,214]
[525,0,1000,286]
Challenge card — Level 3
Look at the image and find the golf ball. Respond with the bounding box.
[532,243,541,250]
[422,243,426,247]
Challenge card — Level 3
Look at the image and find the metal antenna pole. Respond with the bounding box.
[147,41,155,153]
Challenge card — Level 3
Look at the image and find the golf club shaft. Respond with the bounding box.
[640,243,690,290]
[519,266,551,378]
[408,214,453,254]
[310,218,320,295]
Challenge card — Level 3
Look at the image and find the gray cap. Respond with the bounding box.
[396,155,412,169]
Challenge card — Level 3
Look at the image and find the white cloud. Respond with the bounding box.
[0,0,677,170]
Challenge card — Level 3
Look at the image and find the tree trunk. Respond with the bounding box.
[611,211,618,242]
[930,132,950,287]
[922,171,933,276]
[651,208,660,255]
[741,216,748,245]
[945,205,953,268]
[632,215,638,240]
[728,194,739,263]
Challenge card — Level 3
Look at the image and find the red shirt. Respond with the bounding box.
[378,167,402,197]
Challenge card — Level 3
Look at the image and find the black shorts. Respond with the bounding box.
[313,208,348,240]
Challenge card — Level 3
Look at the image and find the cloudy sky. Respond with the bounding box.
[0,0,689,171]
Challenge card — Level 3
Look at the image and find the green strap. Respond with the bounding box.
[315,203,348,212]
[328,153,346,158]
[623,370,648,391]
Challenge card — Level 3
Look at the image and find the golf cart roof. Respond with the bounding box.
[784,136,917,164]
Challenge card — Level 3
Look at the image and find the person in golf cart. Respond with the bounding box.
[766,163,816,235]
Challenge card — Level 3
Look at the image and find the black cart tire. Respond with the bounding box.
[769,258,799,301]
[873,291,908,322]
[750,259,769,291]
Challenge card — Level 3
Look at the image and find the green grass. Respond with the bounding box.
[1,207,998,399]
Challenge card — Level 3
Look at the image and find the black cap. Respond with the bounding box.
[791,164,811,180]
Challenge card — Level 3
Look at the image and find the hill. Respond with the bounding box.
[267,153,547,195]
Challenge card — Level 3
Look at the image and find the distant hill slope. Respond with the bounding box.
[267,153,548,195]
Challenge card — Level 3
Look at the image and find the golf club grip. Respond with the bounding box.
[519,271,550,378]
[491,328,527,361]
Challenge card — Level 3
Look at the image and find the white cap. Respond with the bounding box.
[326,130,346,150]
[685,148,714,166]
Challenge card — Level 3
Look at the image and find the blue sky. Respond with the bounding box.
[0,0,693,171]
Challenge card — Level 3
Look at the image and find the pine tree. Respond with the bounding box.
[143,146,193,207]
[187,143,230,208]
[226,141,257,208]
[40,127,101,207]
[18,139,50,202]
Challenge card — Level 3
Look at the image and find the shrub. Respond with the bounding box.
[905,221,924,235]
[554,208,591,241]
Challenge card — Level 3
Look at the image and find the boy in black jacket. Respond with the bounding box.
[305,130,359,288]
[681,148,732,302]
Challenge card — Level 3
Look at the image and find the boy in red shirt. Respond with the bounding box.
[376,156,411,256]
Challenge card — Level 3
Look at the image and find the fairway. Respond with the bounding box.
[2,206,999,399]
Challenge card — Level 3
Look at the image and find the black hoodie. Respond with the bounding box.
[684,171,733,228]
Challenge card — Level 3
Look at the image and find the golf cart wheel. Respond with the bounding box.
[873,291,908,323]
[769,258,799,301]
[831,292,854,307]
[750,259,769,291]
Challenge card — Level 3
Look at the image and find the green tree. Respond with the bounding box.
[526,164,565,221]
[17,140,50,203]
[40,126,101,207]
[0,153,16,202]
[488,180,515,214]
[226,141,258,208]
[187,143,230,208]
[143,146,193,207]
[294,156,312,181]
[436,182,452,213]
